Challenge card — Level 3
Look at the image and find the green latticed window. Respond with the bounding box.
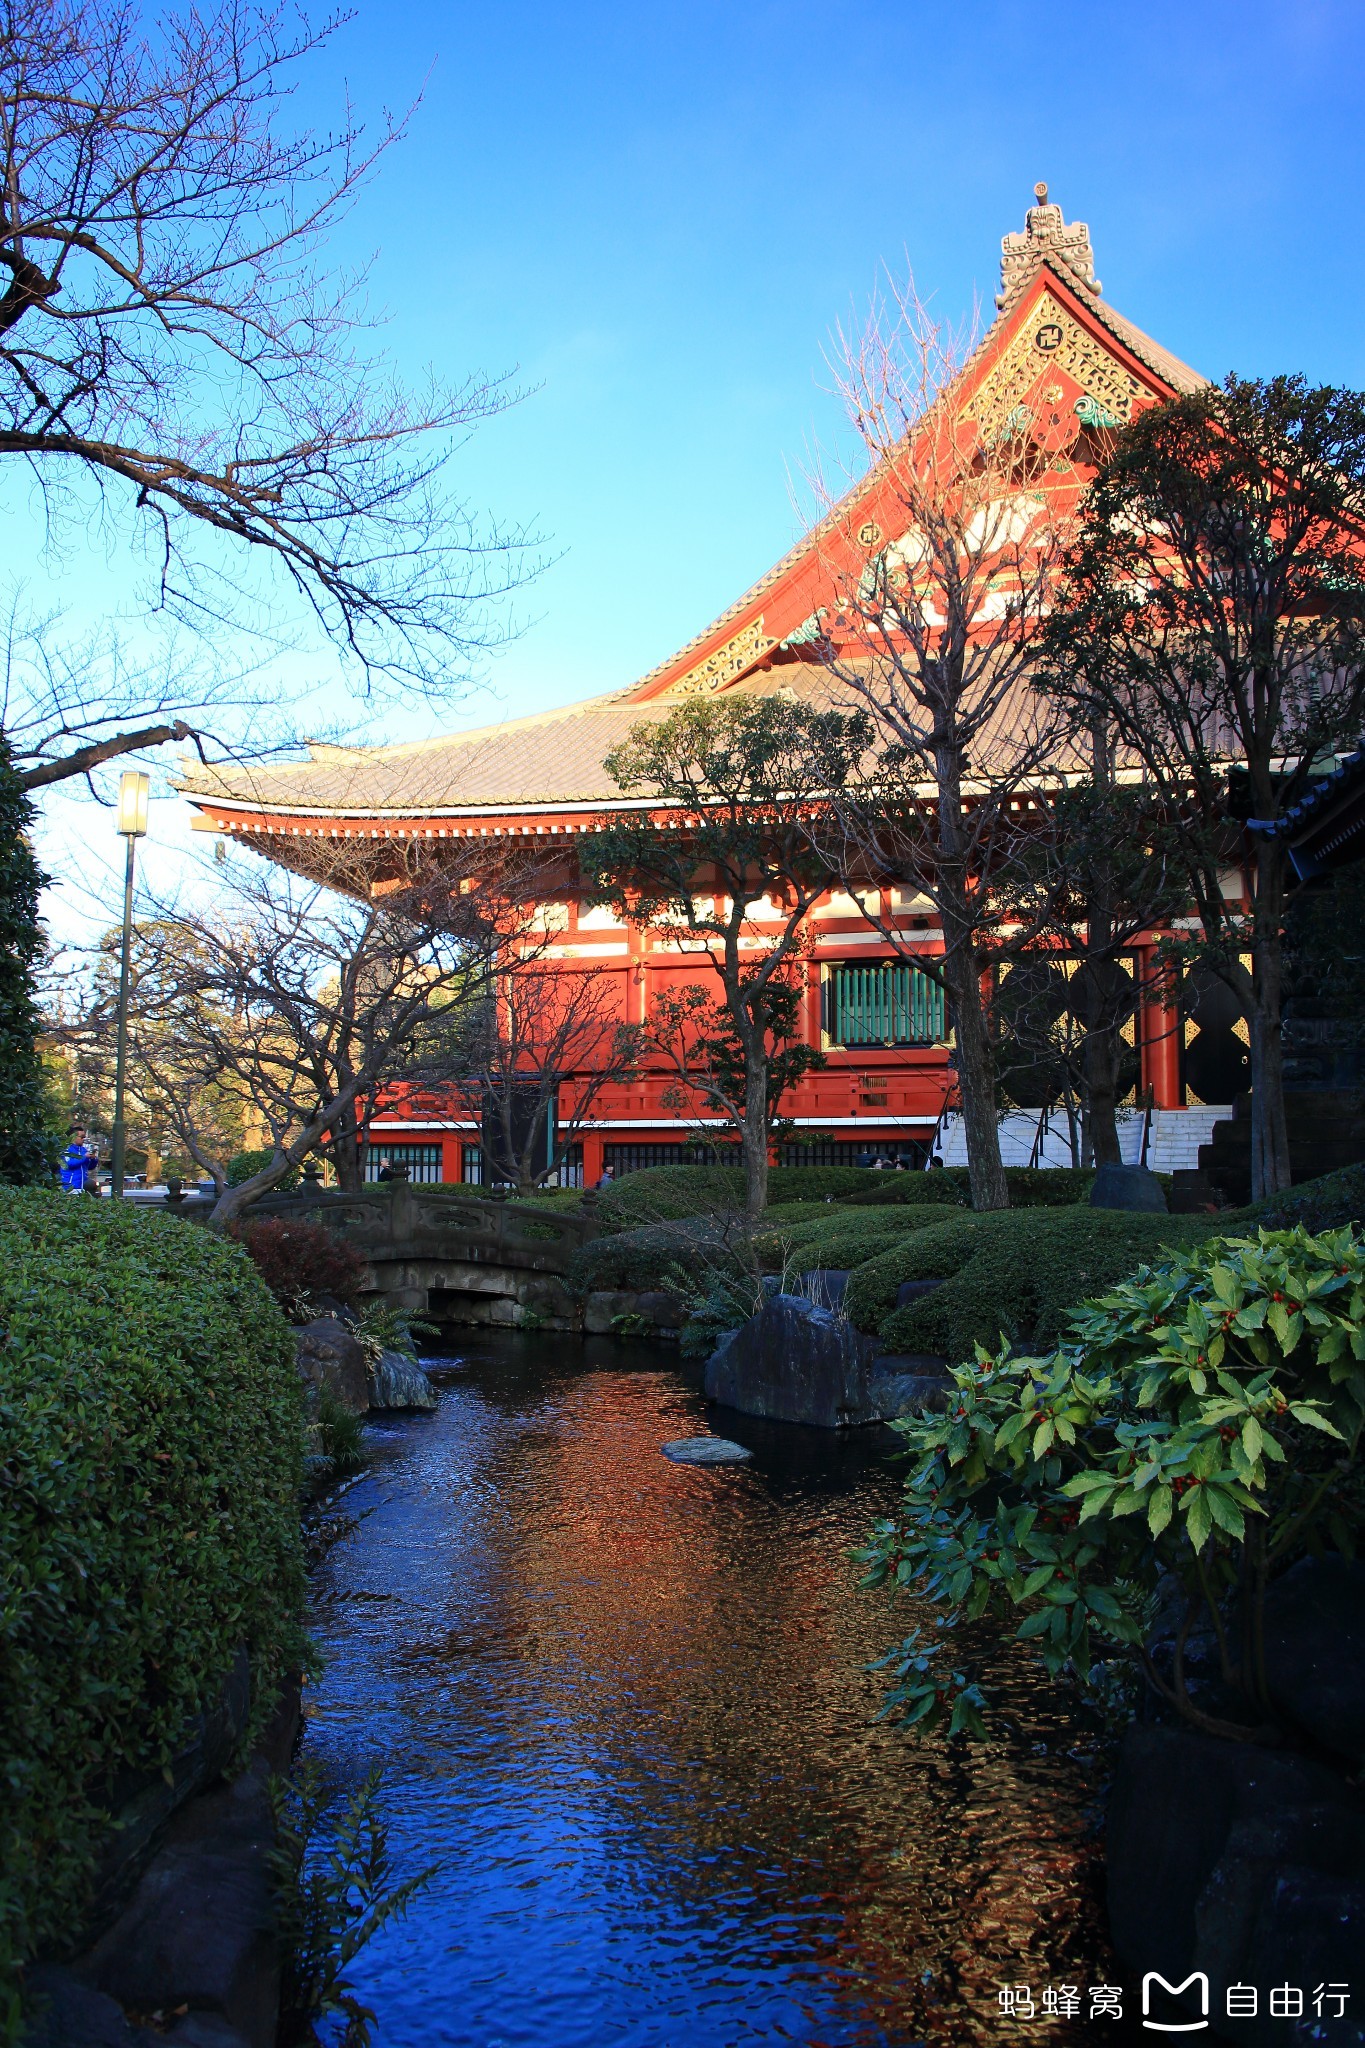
[823,962,945,1046]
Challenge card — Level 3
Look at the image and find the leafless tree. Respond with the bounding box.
[1,0,533,792]
[52,845,519,1222]
[812,276,1078,1209]
[435,962,644,1194]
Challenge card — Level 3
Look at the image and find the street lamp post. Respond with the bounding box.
[111,770,150,1199]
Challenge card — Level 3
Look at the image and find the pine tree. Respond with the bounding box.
[0,736,53,1183]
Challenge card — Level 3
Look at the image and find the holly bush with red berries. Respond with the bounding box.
[859,1226,1365,1741]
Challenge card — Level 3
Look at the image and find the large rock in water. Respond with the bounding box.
[1263,1554,1365,1766]
[367,1349,438,1412]
[703,1293,946,1427]
[294,1317,369,1414]
[1090,1161,1168,1212]
[1107,1721,1365,2041]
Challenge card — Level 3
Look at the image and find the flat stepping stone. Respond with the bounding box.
[660,1436,752,1465]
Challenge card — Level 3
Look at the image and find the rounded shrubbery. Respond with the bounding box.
[595,1164,881,1229]
[847,1210,1219,1358]
[1245,1163,1365,1235]
[768,1165,888,1203]
[753,1204,954,1278]
[834,1173,970,1208]
[594,1166,743,1229]
[225,1148,302,1190]
[0,1193,305,2002]
[567,1216,749,1297]
[840,1167,1099,1209]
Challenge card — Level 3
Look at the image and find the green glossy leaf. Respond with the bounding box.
[1185,1486,1212,1551]
[1287,1403,1344,1438]
[1207,1487,1246,1540]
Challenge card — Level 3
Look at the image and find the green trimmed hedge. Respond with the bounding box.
[754,1201,840,1229]
[1245,1163,1365,1234]
[226,1148,301,1190]
[846,1208,1220,1359]
[0,1193,305,2011]
[595,1164,878,1229]
[839,1166,1099,1208]
[754,1205,954,1276]
[592,1162,1118,1230]
[568,1217,748,1296]
[768,1166,887,1202]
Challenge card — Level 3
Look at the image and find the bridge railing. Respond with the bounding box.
[243,1176,600,1274]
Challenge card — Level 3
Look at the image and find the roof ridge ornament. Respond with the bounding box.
[996,182,1102,311]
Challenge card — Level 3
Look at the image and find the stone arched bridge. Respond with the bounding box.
[246,1178,600,1330]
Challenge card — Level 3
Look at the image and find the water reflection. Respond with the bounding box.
[302,1332,1130,2046]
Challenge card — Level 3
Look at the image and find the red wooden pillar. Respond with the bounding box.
[440,1133,461,1184]
[804,956,823,1053]
[629,926,648,1028]
[581,1131,605,1188]
[1140,946,1182,1109]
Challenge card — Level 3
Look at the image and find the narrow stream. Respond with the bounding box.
[301,1332,1133,2047]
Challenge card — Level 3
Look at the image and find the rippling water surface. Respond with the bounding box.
[302,1332,1130,2047]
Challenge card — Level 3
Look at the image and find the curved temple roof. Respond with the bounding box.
[182,188,1205,838]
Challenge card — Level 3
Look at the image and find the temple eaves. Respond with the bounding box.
[178,190,1206,835]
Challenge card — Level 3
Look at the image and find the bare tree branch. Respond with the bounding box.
[810,272,1081,1208]
[1,0,536,702]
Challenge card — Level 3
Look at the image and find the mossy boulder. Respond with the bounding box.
[845,1208,1221,1359]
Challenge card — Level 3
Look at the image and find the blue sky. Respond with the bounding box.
[308,0,1365,724]
[15,0,1365,929]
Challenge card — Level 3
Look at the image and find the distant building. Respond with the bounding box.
[183,190,1245,1187]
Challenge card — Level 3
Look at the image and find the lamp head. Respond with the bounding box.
[116,770,150,838]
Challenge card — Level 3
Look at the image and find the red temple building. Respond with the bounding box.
[183,190,1242,1187]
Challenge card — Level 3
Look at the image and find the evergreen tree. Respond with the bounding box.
[1040,376,1365,1199]
[0,737,53,1183]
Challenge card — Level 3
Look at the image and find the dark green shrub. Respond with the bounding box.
[1245,1162,1365,1234]
[754,1205,953,1276]
[768,1165,884,1202]
[0,739,54,1186]
[1004,1167,1100,1206]
[226,1148,302,1190]
[844,1216,994,1334]
[849,1209,1219,1358]
[840,1166,1097,1209]
[837,1173,970,1207]
[595,1166,743,1228]
[859,1227,1365,1740]
[755,1201,839,1228]
[568,1216,749,1297]
[0,1193,304,2013]
[596,1163,880,1229]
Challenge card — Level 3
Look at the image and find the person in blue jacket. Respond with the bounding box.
[59,1126,99,1192]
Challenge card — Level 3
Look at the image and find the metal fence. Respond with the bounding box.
[364,1142,444,1185]
[462,1142,584,1188]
